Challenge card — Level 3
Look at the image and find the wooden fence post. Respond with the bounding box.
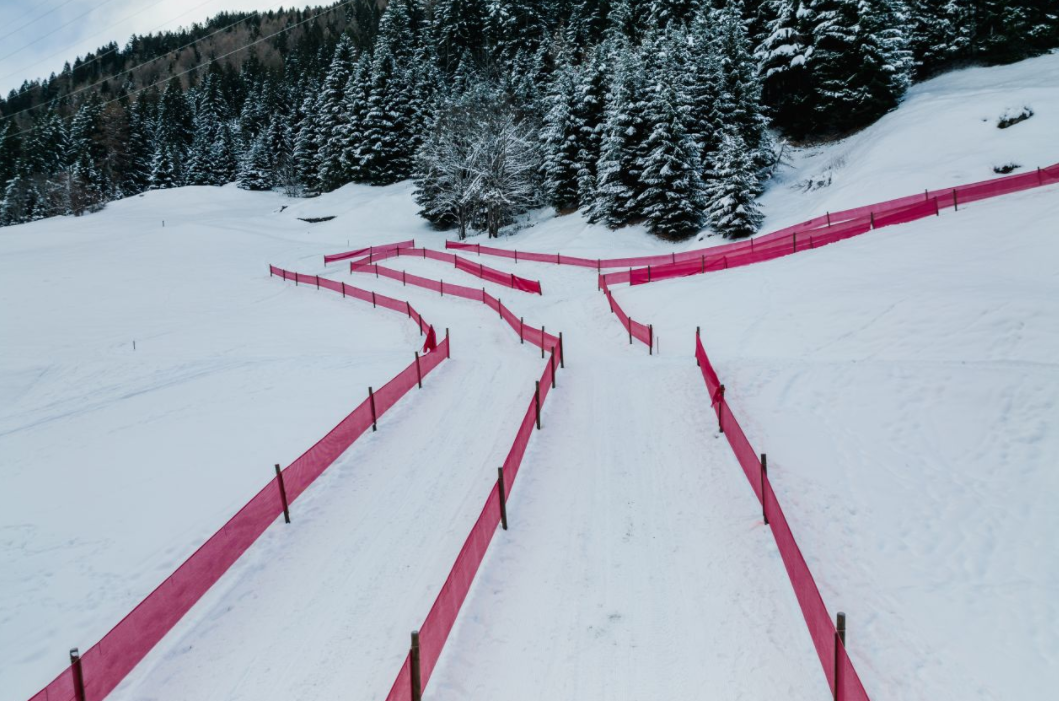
[371,291,376,308]
[410,631,423,701]
[550,351,557,388]
[403,270,407,286]
[341,282,346,298]
[269,265,273,277]
[717,385,725,434]
[497,467,508,530]
[535,381,541,430]
[760,454,768,525]
[275,464,291,524]
[70,648,86,701]
[826,211,831,226]
[520,317,524,344]
[415,352,422,388]
[559,332,565,368]
[446,328,450,358]
[440,280,444,296]
[834,612,846,701]
[792,232,797,253]
[696,326,701,366]
[369,387,377,432]
[648,265,652,282]
[541,325,546,358]
[953,189,959,211]
[649,324,653,355]
[316,275,320,289]
[870,211,875,229]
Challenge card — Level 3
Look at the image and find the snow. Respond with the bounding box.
[3,53,1058,701]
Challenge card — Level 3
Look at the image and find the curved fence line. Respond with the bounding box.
[27,268,450,701]
[447,162,1059,275]
[352,246,543,295]
[695,332,870,701]
[323,239,416,265]
[599,275,653,352]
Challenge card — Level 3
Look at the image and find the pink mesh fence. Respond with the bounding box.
[695,333,869,699]
[383,353,558,701]
[600,279,652,351]
[450,162,1059,275]
[349,246,543,294]
[323,240,415,265]
[26,318,450,701]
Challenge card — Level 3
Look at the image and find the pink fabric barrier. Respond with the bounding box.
[323,240,415,265]
[449,162,1059,273]
[350,263,561,360]
[383,353,558,701]
[27,290,449,701]
[351,247,543,295]
[695,333,868,699]
[600,278,652,350]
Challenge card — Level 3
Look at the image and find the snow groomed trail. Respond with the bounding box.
[12,158,1057,701]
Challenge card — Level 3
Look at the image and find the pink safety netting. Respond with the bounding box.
[25,270,450,701]
[383,355,556,700]
[350,247,543,294]
[323,240,415,265]
[450,162,1059,274]
[695,333,869,698]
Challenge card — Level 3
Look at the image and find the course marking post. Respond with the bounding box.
[497,467,508,530]
[275,464,291,524]
[410,631,422,701]
[369,387,377,431]
[760,454,768,525]
[70,648,86,701]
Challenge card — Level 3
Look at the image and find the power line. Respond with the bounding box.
[0,0,80,44]
[1,0,292,124]
[0,0,125,66]
[3,0,356,142]
[1,0,180,86]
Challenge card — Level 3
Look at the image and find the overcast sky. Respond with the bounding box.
[0,0,289,96]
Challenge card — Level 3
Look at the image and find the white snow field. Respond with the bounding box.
[1,52,1057,701]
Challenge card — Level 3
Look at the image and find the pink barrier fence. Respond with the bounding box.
[695,333,868,700]
[448,162,1059,275]
[600,276,653,351]
[349,262,561,359]
[352,246,543,295]
[27,283,450,701]
[383,351,558,701]
[270,265,432,336]
[323,239,416,265]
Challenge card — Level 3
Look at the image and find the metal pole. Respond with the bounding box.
[275,464,291,523]
[497,467,508,530]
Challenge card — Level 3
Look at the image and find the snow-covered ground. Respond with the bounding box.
[2,53,1057,701]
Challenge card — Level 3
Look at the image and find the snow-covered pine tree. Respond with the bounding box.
[67,94,110,214]
[293,92,323,196]
[647,0,701,28]
[565,0,611,51]
[712,0,772,176]
[574,42,608,209]
[316,36,357,192]
[686,6,723,162]
[905,0,970,78]
[150,78,193,189]
[541,47,584,212]
[754,0,816,138]
[0,120,19,193]
[433,0,490,73]
[637,28,707,240]
[186,73,230,186]
[339,52,373,182]
[120,90,155,195]
[811,0,912,135]
[361,0,419,185]
[490,0,549,67]
[591,38,649,227]
[706,129,763,238]
[237,126,274,191]
[607,0,651,44]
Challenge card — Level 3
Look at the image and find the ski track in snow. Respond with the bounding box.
[3,53,1059,701]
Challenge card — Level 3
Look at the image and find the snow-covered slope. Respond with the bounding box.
[2,53,1056,701]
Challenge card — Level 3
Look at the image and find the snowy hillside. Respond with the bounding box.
[2,54,1057,701]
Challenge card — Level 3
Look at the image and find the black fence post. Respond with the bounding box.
[834,612,846,701]
[415,352,422,388]
[535,381,541,430]
[446,328,450,358]
[541,325,546,359]
[410,631,423,701]
[551,351,557,389]
[760,454,768,525]
[696,326,701,366]
[559,332,565,368]
[649,325,653,356]
[371,291,376,308]
[70,648,86,701]
[520,317,524,344]
[275,464,291,524]
[497,467,508,530]
[369,387,377,432]
[717,385,725,434]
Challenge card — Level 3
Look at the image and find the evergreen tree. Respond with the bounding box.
[811,0,912,135]
[151,78,193,188]
[361,0,419,184]
[754,0,815,138]
[706,129,763,238]
[339,52,373,182]
[574,43,608,208]
[591,39,649,227]
[317,36,357,191]
[905,0,970,78]
[433,0,490,73]
[637,29,707,239]
[293,92,323,196]
[566,0,612,51]
[0,119,21,193]
[121,90,155,195]
[541,49,584,212]
[67,93,110,213]
[238,127,274,190]
[490,0,549,66]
